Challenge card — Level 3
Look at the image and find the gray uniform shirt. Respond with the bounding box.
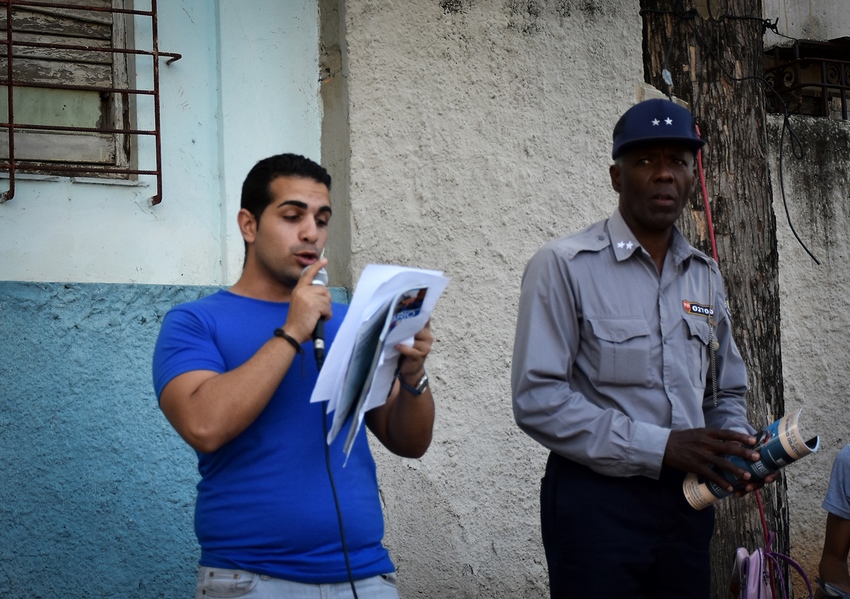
[511,209,752,479]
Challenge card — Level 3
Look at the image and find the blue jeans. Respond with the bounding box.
[194,566,400,599]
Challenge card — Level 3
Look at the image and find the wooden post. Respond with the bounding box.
[639,1,789,597]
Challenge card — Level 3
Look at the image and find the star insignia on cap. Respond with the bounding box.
[651,118,660,126]
[665,117,673,125]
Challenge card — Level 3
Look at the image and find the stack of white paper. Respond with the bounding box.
[310,264,450,459]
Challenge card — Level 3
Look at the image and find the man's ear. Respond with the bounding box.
[237,209,258,244]
[690,164,699,195]
[610,163,622,194]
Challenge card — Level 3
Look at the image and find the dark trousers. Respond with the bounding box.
[541,452,715,599]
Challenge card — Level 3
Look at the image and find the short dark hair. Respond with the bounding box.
[240,153,332,223]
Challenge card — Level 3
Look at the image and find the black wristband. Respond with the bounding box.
[273,328,304,354]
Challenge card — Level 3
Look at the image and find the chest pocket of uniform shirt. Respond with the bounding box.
[683,316,710,389]
[588,318,651,386]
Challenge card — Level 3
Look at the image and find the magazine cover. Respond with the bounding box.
[328,286,432,455]
[683,408,819,510]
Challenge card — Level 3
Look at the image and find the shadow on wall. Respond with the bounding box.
[0,282,212,598]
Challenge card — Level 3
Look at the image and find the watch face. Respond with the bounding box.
[399,372,428,395]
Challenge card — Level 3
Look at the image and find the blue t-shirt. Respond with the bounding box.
[152,290,394,583]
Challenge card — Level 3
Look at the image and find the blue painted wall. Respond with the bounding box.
[0,281,348,598]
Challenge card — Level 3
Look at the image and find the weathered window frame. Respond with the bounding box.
[0,0,181,204]
[765,38,850,121]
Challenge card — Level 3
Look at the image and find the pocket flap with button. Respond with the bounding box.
[684,316,710,346]
[589,318,650,343]
[588,318,651,385]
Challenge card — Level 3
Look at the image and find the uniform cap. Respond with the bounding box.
[611,99,704,159]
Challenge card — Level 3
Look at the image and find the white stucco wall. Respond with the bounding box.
[761,0,850,587]
[0,0,322,286]
[340,0,642,595]
[768,114,850,588]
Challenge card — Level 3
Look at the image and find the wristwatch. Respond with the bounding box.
[398,371,429,396]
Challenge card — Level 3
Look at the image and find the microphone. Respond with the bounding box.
[304,265,329,370]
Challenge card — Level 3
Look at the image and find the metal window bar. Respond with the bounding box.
[765,40,850,121]
[0,0,181,204]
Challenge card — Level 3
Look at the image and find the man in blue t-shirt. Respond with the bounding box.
[152,153,435,598]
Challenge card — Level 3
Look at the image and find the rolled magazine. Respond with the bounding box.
[683,408,819,510]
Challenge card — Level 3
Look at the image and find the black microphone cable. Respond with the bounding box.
[321,409,360,599]
[309,281,359,599]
